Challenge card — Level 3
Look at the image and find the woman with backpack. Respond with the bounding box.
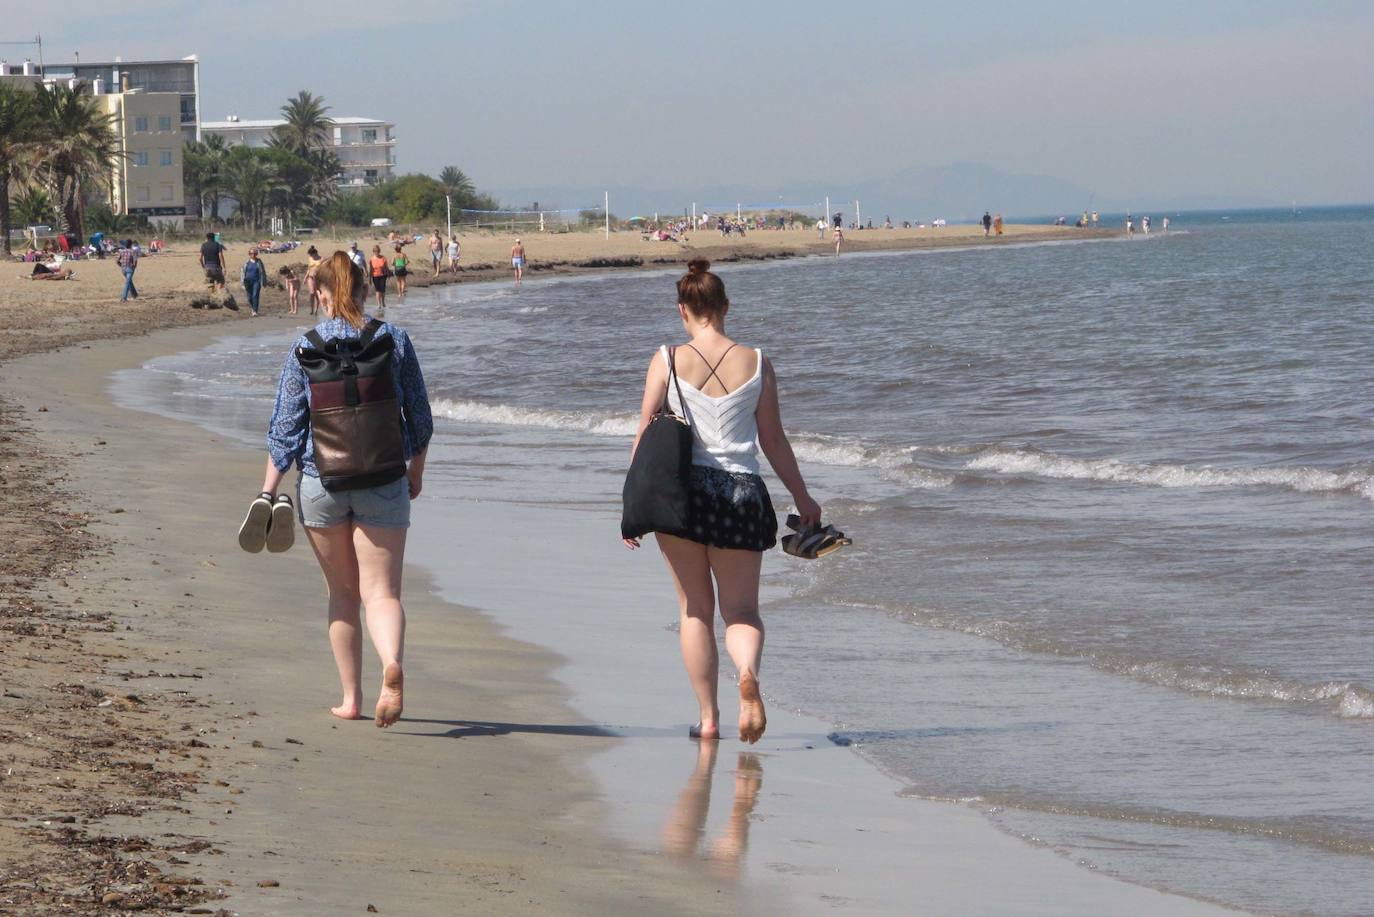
[254,251,433,727]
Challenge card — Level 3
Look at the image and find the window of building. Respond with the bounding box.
[159,150,173,166]
[365,169,378,184]
[134,116,148,132]
[158,115,172,132]
[180,97,195,122]
[361,129,377,144]
[136,186,150,203]
[160,184,174,202]
[133,151,149,167]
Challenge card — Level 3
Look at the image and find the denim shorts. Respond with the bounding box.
[296,473,410,529]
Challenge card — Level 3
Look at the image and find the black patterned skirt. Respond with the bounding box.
[674,465,778,552]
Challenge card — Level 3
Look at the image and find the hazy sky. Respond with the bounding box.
[16,0,1374,209]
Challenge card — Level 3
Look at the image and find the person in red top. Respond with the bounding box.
[368,244,389,312]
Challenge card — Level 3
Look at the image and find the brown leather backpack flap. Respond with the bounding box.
[311,400,405,478]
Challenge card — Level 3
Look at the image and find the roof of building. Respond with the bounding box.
[202,119,285,130]
[202,116,391,130]
[47,55,199,68]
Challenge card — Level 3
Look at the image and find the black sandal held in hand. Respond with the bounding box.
[781,514,853,560]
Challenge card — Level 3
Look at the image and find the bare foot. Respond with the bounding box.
[375,663,404,728]
[330,703,363,720]
[738,673,766,744]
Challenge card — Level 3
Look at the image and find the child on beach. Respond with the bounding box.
[447,236,460,273]
[257,251,433,727]
[622,259,822,744]
[279,266,301,315]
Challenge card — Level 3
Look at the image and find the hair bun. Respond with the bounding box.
[686,257,711,276]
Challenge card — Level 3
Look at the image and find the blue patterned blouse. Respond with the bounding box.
[267,316,434,476]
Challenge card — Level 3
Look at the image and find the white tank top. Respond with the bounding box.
[662,345,764,475]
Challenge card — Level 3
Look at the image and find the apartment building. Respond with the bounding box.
[0,61,186,229]
[201,115,397,189]
[100,90,187,228]
[43,55,201,144]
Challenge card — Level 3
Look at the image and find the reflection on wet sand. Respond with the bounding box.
[663,742,763,879]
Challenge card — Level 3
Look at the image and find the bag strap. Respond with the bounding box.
[357,318,384,350]
[663,345,690,427]
[303,329,328,351]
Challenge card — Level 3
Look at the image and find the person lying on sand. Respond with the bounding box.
[23,263,76,281]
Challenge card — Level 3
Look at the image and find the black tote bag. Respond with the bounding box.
[621,347,694,540]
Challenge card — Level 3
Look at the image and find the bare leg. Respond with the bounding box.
[709,546,766,743]
[305,523,363,719]
[656,533,719,738]
[354,523,407,727]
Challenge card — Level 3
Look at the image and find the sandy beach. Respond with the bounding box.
[0,222,1108,358]
[0,223,1241,916]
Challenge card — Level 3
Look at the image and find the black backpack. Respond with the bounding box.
[296,319,407,492]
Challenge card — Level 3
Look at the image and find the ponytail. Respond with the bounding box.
[315,251,368,328]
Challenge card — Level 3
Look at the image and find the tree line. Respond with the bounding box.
[0,80,119,254]
[1,84,502,253]
[186,90,499,231]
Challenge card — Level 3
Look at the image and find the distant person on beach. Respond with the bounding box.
[1126,217,1134,237]
[816,218,826,239]
[511,238,526,284]
[623,259,821,744]
[994,214,1004,236]
[280,266,300,315]
[260,250,433,727]
[241,248,265,317]
[1091,211,1099,226]
[833,212,842,229]
[1162,216,1170,232]
[392,245,409,300]
[833,226,844,254]
[348,242,366,270]
[200,232,227,292]
[982,212,993,237]
[305,246,323,315]
[447,235,460,273]
[429,230,443,277]
[369,244,389,311]
[116,239,139,302]
[1142,215,1151,235]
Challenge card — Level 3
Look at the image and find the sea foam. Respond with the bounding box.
[966,448,1373,502]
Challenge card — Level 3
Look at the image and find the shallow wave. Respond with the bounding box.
[966,796,1374,857]
[430,398,638,436]
[820,598,1374,718]
[966,447,1374,502]
[790,435,954,488]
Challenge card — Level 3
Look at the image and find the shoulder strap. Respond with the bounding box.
[304,329,328,351]
[662,346,689,426]
[357,318,384,350]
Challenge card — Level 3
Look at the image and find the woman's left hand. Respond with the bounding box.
[407,465,423,499]
[622,537,640,550]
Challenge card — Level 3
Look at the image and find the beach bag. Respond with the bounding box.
[621,346,694,540]
[296,319,407,492]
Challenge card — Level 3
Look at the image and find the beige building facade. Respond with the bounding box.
[100,90,187,229]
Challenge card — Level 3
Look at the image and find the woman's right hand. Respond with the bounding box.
[793,493,822,530]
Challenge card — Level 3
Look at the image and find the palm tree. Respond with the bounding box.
[34,82,119,241]
[10,186,56,227]
[275,90,331,155]
[438,165,475,203]
[0,83,41,255]
[223,149,286,230]
[184,133,231,222]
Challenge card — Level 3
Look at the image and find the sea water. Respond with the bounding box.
[115,207,1374,916]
